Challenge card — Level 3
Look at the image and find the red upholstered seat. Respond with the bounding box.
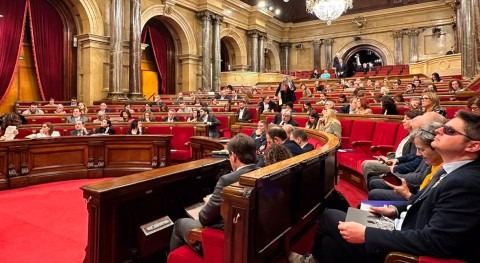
[144,126,171,135]
[341,120,376,150]
[352,121,399,156]
[307,137,324,149]
[215,115,231,138]
[240,127,255,137]
[170,126,193,161]
[167,228,224,263]
[293,116,308,127]
[339,119,354,149]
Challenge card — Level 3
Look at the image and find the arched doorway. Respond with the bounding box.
[0,0,77,112]
[141,19,176,96]
[342,44,388,77]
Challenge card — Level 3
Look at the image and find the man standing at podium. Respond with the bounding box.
[169,134,258,254]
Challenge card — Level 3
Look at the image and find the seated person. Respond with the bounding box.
[125,120,144,135]
[316,108,342,138]
[258,96,276,113]
[177,101,192,113]
[264,143,292,165]
[266,126,303,157]
[119,110,133,123]
[252,120,268,154]
[70,120,90,136]
[22,102,45,115]
[97,102,110,115]
[290,128,314,152]
[162,109,180,122]
[123,103,135,114]
[32,122,60,138]
[70,97,77,106]
[141,111,156,122]
[78,102,88,114]
[368,122,444,201]
[142,103,155,113]
[186,110,199,122]
[46,97,56,107]
[54,104,67,114]
[66,108,89,123]
[315,92,328,105]
[283,124,295,139]
[93,113,107,124]
[288,110,480,263]
[95,119,116,135]
[169,134,258,254]
[320,70,330,79]
[275,110,298,127]
[236,100,251,122]
[310,69,320,79]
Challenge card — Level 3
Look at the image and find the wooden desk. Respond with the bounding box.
[81,158,231,263]
[0,135,171,190]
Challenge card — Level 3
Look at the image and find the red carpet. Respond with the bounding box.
[0,179,109,263]
[0,178,365,263]
[335,179,367,208]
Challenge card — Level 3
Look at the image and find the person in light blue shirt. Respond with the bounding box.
[320,70,330,79]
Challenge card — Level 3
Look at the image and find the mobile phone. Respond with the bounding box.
[373,156,385,164]
[380,172,402,186]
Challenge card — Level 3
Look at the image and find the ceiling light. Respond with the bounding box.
[306,0,353,25]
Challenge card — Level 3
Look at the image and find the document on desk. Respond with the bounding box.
[345,207,395,230]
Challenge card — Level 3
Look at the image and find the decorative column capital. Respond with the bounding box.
[197,10,213,21]
[406,29,421,37]
[258,32,267,39]
[312,40,323,46]
[392,30,404,39]
[323,38,334,46]
[247,29,262,37]
[212,14,223,24]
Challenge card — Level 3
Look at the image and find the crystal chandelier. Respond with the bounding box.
[306,0,353,25]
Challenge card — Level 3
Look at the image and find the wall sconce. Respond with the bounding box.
[352,16,366,28]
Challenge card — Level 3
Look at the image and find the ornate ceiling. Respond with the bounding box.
[240,0,438,23]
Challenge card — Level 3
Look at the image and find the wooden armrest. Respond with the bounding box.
[184,141,191,148]
[187,227,205,245]
[384,251,418,263]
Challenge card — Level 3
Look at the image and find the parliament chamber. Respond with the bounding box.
[1,0,480,262]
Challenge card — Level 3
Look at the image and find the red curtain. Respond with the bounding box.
[28,0,64,100]
[0,0,28,104]
[147,26,168,94]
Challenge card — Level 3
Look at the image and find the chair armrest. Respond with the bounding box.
[351,140,373,147]
[370,145,394,156]
[184,141,191,148]
[187,227,205,245]
[384,251,418,263]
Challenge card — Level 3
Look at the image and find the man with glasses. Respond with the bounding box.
[288,110,480,263]
[169,134,258,255]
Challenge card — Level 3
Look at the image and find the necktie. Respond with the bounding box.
[414,167,446,204]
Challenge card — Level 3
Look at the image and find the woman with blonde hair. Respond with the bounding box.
[316,108,342,138]
[300,83,312,98]
[354,97,373,115]
[421,92,447,117]
[78,102,88,114]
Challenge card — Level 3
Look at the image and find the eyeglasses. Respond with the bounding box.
[471,106,479,112]
[442,125,476,141]
[421,97,430,100]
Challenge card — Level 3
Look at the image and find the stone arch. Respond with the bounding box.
[220,28,247,66]
[141,5,197,55]
[337,39,394,66]
[73,0,103,34]
[265,42,280,72]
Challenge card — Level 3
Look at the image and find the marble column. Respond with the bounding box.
[247,30,259,72]
[406,29,420,63]
[312,40,322,70]
[197,11,212,91]
[392,30,404,65]
[280,43,291,73]
[211,15,222,92]
[474,0,480,74]
[106,0,128,100]
[128,0,144,100]
[324,38,334,69]
[258,33,267,73]
[451,0,461,54]
[459,0,475,78]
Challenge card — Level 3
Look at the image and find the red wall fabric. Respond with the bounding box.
[28,0,65,100]
[0,0,28,103]
[147,25,169,95]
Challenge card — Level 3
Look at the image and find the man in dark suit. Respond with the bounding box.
[214,90,231,100]
[258,96,276,114]
[335,58,348,78]
[266,126,303,157]
[291,129,314,152]
[251,120,268,154]
[162,109,180,122]
[70,120,90,136]
[236,100,251,123]
[289,110,480,263]
[170,134,258,253]
[199,107,221,138]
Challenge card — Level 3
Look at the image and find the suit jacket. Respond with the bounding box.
[258,101,276,113]
[66,116,89,124]
[199,164,258,226]
[276,82,296,104]
[336,63,348,77]
[214,94,232,100]
[283,139,304,156]
[339,105,350,114]
[162,116,180,122]
[302,143,315,152]
[95,127,116,135]
[251,132,267,152]
[70,129,90,136]
[236,108,252,122]
[365,159,480,262]
[204,114,221,133]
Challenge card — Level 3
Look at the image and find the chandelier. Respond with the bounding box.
[306,0,353,25]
